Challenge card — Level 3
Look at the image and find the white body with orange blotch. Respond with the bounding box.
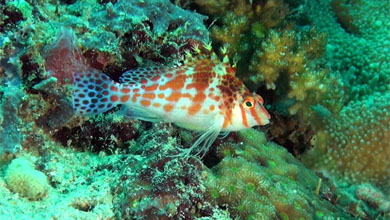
[73,50,270,156]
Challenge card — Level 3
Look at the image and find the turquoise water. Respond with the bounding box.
[0,0,389,219]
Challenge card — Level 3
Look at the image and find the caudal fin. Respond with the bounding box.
[73,69,121,115]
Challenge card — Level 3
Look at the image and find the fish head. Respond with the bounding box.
[231,92,271,130]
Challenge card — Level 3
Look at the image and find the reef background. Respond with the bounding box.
[0,0,389,219]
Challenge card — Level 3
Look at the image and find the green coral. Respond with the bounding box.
[204,129,351,219]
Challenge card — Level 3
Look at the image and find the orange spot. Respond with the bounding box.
[153,103,161,108]
[141,100,151,107]
[110,95,119,102]
[209,105,215,111]
[166,92,182,102]
[175,69,187,75]
[163,104,174,112]
[121,87,131,93]
[132,93,140,102]
[186,79,209,91]
[143,93,156,99]
[141,79,147,84]
[158,93,165,98]
[160,75,186,90]
[192,93,206,103]
[239,105,249,128]
[214,96,221,102]
[110,85,118,92]
[145,84,158,92]
[133,88,140,93]
[151,75,161,82]
[182,93,192,99]
[165,73,173,78]
[188,103,202,116]
[194,63,212,73]
[120,95,130,102]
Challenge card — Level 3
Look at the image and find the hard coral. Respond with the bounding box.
[204,128,352,219]
[113,123,211,219]
[303,93,390,193]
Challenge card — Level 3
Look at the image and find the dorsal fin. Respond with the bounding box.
[119,66,170,85]
[183,43,237,76]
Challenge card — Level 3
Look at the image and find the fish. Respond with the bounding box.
[72,45,270,156]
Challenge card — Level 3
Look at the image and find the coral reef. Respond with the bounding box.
[298,0,390,203]
[112,123,211,219]
[204,128,352,219]
[194,0,338,128]
[302,93,390,192]
[4,157,50,200]
[0,0,389,219]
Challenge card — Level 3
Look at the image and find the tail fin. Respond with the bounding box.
[73,68,122,115]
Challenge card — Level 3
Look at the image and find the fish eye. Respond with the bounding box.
[243,97,255,109]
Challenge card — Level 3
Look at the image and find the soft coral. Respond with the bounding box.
[44,27,86,84]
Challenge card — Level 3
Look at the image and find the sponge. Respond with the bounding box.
[4,157,50,200]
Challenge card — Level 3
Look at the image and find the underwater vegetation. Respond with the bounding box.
[0,0,389,219]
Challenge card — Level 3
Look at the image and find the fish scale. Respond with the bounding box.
[73,48,270,156]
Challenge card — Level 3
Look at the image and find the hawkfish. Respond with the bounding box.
[73,44,270,156]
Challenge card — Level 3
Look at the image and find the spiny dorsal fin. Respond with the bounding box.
[119,66,169,85]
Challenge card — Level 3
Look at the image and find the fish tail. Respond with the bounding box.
[73,68,125,115]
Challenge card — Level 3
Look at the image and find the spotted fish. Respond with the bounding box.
[73,46,270,156]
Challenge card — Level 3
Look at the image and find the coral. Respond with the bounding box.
[248,28,327,89]
[305,0,390,102]
[4,157,50,200]
[249,28,343,125]
[195,0,336,127]
[330,0,362,34]
[44,27,86,85]
[112,123,214,219]
[0,84,24,155]
[194,0,290,90]
[355,184,390,214]
[302,93,390,193]
[204,128,352,219]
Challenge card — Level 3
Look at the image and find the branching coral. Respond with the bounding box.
[195,0,289,76]
[195,0,336,126]
[249,28,343,125]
